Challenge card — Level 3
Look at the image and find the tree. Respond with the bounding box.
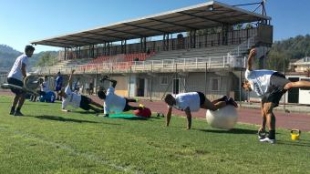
[266,50,290,72]
[36,52,56,67]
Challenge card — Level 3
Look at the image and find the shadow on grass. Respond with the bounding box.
[112,117,149,121]
[276,140,310,147]
[74,111,101,115]
[106,115,150,121]
[198,128,258,134]
[35,115,101,124]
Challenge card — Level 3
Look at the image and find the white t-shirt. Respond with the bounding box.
[245,69,276,97]
[41,81,50,92]
[104,87,126,114]
[62,85,82,109]
[173,92,200,112]
[7,54,29,81]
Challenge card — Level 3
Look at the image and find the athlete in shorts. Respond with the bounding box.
[7,45,35,116]
[55,71,63,100]
[164,92,238,130]
[97,76,143,117]
[242,48,310,144]
[58,70,103,113]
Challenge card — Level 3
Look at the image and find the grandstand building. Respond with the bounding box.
[31,1,273,101]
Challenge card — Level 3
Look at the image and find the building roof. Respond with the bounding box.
[31,1,271,48]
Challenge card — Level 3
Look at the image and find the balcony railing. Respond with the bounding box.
[32,55,246,75]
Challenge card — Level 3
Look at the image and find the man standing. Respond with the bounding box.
[7,45,35,116]
[55,71,63,100]
[242,48,310,144]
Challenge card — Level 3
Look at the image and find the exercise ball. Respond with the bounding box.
[134,107,151,118]
[206,105,238,130]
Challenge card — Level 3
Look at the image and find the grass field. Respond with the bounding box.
[0,95,309,174]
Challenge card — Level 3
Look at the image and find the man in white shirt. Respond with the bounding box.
[242,48,310,144]
[164,92,237,130]
[57,70,103,113]
[97,76,142,117]
[7,45,35,116]
[30,76,51,102]
[41,76,50,93]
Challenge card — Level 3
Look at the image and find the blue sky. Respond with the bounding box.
[1,0,309,53]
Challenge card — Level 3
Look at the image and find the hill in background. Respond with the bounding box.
[0,44,58,71]
[0,45,21,70]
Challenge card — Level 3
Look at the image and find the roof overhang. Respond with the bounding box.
[31,1,271,48]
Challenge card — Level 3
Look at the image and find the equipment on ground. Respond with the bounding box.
[290,129,301,141]
[206,105,238,130]
[133,107,151,118]
[1,83,39,96]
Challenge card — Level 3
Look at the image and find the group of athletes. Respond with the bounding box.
[6,45,310,144]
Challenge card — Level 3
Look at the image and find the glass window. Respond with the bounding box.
[161,76,168,85]
[211,78,220,91]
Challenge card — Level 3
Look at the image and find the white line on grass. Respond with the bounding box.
[1,126,145,174]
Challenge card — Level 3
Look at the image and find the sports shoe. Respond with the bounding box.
[9,110,15,115]
[14,111,24,116]
[218,96,228,102]
[259,137,276,144]
[257,131,268,140]
[227,98,238,108]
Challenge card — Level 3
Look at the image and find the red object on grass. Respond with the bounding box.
[133,107,151,118]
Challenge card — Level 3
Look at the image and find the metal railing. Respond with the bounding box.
[32,36,257,75]
[32,55,247,75]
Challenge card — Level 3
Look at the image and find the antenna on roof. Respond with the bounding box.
[261,0,267,16]
[232,0,267,16]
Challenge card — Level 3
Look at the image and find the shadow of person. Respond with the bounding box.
[276,140,310,147]
[198,128,258,135]
[35,115,101,124]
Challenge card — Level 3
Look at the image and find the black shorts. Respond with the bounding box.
[79,95,91,110]
[123,98,132,112]
[262,72,291,106]
[196,91,205,106]
[7,78,25,95]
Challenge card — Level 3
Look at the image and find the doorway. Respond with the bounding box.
[137,78,145,97]
[173,78,179,94]
[287,77,299,103]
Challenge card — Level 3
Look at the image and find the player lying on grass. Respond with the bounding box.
[97,76,143,117]
[164,92,237,130]
[57,70,103,113]
[242,48,310,144]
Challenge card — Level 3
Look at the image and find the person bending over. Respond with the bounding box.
[164,92,237,130]
[242,48,310,144]
[7,45,35,116]
[97,76,142,117]
[58,70,103,113]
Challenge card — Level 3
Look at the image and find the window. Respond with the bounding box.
[300,78,310,90]
[211,78,220,91]
[161,76,168,85]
